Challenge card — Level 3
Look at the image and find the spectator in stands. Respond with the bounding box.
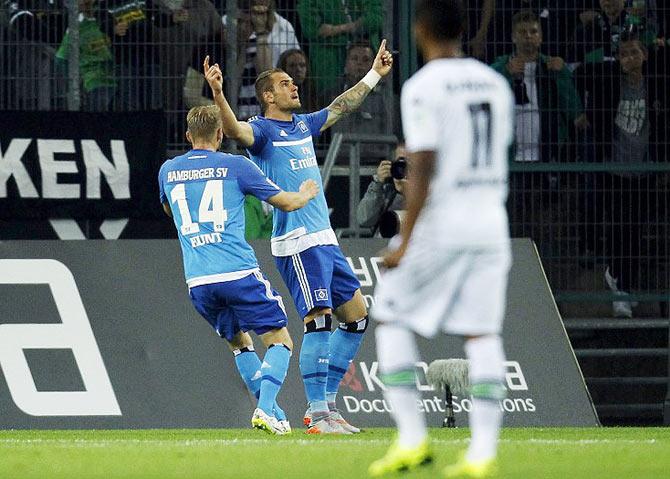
[356,145,406,237]
[1,0,66,110]
[225,0,300,119]
[470,0,585,61]
[325,43,391,161]
[154,0,221,143]
[492,10,589,250]
[55,0,117,111]
[297,0,382,96]
[577,31,668,317]
[491,10,589,163]
[627,0,659,35]
[572,0,658,63]
[277,48,316,113]
[102,0,184,110]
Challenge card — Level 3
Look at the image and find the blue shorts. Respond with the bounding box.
[275,245,361,319]
[188,270,287,341]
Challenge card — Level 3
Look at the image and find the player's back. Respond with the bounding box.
[402,58,514,247]
[159,150,264,287]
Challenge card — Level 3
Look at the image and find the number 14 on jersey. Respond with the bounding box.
[170,180,228,246]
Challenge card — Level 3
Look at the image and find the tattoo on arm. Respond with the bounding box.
[324,82,372,127]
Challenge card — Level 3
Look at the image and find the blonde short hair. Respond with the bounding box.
[186,105,222,141]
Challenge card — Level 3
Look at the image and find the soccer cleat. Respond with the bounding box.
[304,408,361,433]
[251,408,283,435]
[443,456,497,478]
[277,420,292,435]
[305,415,351,434]
[329,409,361,433]
[368,439,433,477]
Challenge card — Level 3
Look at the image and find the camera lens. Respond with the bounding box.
[390,157,407,180]
[379,210,405,238]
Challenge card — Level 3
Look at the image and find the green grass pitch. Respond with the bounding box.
[1,427,669,478]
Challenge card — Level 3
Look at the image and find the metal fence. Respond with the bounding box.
[0,0,395,151]
[0,0,668,311]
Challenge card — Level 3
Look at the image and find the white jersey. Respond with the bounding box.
[401,58,514,247]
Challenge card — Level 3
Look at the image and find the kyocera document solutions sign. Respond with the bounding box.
[0,239,598,428]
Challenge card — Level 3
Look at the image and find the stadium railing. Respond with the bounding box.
[320,132,397,238]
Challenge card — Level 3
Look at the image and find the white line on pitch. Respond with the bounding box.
[0,438,659,447]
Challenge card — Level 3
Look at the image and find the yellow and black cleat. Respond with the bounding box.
[368,439,433,477]
[443,455,498,478]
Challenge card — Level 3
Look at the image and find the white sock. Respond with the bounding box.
[375,324,427,448]
[464,335,506,462]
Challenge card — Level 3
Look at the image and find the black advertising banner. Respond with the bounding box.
[0,111,165,219]
[0,239,599,429]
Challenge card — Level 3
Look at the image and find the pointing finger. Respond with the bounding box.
[377,39,387,57]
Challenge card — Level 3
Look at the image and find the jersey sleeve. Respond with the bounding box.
[237,156,282,201]
[158,162,167,203]
[401,79,442,153]
[247,118,269,156]
[304,108,329,137]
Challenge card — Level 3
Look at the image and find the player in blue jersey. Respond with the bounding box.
[158,104,319,435]
[202,42,393,434]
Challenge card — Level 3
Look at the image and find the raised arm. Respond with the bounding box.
[467,0,494,58]
[203,56,255,147]
[320,39,394,132]
[267,179,320,212]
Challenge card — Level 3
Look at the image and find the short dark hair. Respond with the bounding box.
[415,0,465,41]
[512,10,540,30]
[277,49,306,70]
[255,68,284,114]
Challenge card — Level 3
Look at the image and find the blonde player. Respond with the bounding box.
[369,0,514,477]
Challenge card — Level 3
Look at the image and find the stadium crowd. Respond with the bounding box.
[1,0,668,317]
[4,2,665,113]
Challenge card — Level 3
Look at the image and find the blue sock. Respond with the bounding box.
[257,344,291,415]
[326,318,367,402]
[233,348,262,396]
[233,347,286,419]
[273,403,287,421]
[300,315,332,414]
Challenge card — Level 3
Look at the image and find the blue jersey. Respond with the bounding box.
[247,109,335,257]
[158,149,281,287]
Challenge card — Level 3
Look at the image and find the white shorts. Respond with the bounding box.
[371,243,511,338]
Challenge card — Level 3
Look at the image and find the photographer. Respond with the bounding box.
[356,145,407,237]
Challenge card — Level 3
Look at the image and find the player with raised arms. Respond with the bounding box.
[202,38,393,434]
[369,0,514,476]
[158,104,319,435]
